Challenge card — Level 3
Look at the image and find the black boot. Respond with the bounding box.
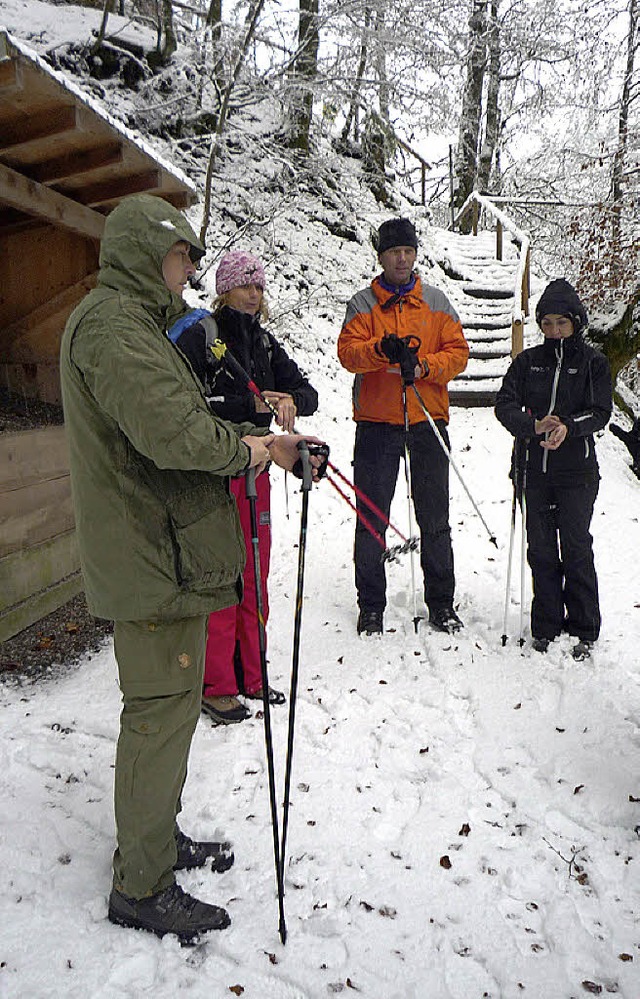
[429,607,463,634]
[175,828,234,873]
[357,609,383,636]
[108,883,230,942]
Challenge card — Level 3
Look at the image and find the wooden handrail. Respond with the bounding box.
[451,191,531,357]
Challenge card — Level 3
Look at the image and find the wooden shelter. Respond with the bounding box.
[0,29,198,643]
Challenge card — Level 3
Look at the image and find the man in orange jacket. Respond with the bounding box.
[337,217,469,636]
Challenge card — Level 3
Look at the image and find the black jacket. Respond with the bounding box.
[494,333,612,485]
[176,305,318,427]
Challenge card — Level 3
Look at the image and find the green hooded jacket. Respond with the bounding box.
[60,194,263,621]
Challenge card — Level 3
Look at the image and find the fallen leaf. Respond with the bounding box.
[377,905,396,918]
[629,794,640,803]
[440,855,452,869]
[359,900,374,911]
[459,823,471,837]
[65,622,79,633]
[514,703,521,710]
[619,953,633,962]
[419,747,429,754]
[229,987,244,996]
[581,982,602,995]
[574,784,585,795]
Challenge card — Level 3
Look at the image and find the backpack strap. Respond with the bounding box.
[166,308,212,343]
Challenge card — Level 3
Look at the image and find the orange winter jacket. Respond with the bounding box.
[337,274,469,426]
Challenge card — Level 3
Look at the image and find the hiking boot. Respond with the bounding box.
[357,609,383,636]
[572,639,592,662]
[532,637,550,654]
[201,695,250,725]
[108,883,230,942]
[429,607,463,634]
[244,687,286,705]
[174,828,234,873]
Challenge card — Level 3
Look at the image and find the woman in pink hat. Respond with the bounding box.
[173,250,319,724]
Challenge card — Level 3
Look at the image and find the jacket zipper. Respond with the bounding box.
[542,340,563,474]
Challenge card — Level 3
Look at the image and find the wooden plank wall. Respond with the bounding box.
[0,426,82,642]
[0,221,98,404]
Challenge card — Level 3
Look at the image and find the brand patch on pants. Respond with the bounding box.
[259,511,271,526]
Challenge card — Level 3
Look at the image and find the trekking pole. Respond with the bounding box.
[209,338,418,561]
[518,489,527,647]
[280,442,312,885]
[409,384,498,547]
[246,466,287,944]
[501,487,517,646]
[402,382,422,632]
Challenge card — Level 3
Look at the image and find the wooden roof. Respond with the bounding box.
[0,29,197,240]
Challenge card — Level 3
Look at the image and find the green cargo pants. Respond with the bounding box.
[112,614,208,899]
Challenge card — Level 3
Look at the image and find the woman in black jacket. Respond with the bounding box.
[173,250,319,722]
[495,279,612,660]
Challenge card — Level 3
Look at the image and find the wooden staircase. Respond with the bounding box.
[422,196,537,407]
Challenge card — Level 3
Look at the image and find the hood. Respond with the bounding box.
[97,193,204,316]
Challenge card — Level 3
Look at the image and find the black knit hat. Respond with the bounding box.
[377,218,418,255]
[535,279,588,332]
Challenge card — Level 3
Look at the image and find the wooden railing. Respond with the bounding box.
[451,192,531,356]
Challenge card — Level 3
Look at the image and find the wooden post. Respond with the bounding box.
[522,247,531,316]
[512,316,524,358]
[472,198,479,236]
[496,219,503,260]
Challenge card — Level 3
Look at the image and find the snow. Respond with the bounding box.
[2,2,640,995]
[2,403,640,997]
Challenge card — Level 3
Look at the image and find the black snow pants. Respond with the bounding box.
[524,478,600,642]
[353,419,455,615]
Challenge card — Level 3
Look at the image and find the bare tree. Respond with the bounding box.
[288,0,321,152]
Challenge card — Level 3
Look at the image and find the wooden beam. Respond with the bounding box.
[0,104,77,151]
[0,161,105,239]
[70,169,160,207]
[3,271,99,359]
[26,142,124,184]
[0,57,19,91]
[3,272,98,356]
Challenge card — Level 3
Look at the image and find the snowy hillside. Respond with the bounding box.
[1,3,640,997]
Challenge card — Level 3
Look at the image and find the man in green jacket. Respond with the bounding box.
[60,193,317,942]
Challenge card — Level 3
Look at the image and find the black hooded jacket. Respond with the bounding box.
[176,305,318,427]
[494,332,612,485]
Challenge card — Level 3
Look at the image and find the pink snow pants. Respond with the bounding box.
[203,471,271,697]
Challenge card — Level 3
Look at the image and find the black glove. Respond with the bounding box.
[291,443,330,480]
[398,341,419,384]
[377,334,404,363]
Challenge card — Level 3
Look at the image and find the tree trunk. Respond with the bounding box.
[477,0,499,194]
[454,0,487,231]
[200,0,266,244]
[159,0,177,63]
[340,7,371,145]
[288,0,320,153]
[610,0,638,280]
[373,9,390,123]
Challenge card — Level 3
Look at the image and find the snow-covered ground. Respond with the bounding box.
[2,396,639,998]
[2,3,640,994]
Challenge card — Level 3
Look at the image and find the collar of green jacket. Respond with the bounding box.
[97,194,204,321]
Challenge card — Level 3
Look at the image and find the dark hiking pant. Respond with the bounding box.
[112,614,208,899]
[525,479,600,642]
[353,420,455,614]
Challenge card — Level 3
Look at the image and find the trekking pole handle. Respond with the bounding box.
[296,440,313,492]
[246,464,257,500]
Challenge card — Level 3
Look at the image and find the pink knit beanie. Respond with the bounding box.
[215,251,266,295]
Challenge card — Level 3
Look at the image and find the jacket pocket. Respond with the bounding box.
[166,485,244,591]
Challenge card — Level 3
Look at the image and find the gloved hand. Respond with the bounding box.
[398,340,419,384]
[377,334,405,363]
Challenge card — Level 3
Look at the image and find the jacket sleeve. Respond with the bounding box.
[72,305,258,475]
[421,310,469,386]
[494,354,537,439]
[337,292,391,374]
[560,351,612,438]
[268,335,319,417]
